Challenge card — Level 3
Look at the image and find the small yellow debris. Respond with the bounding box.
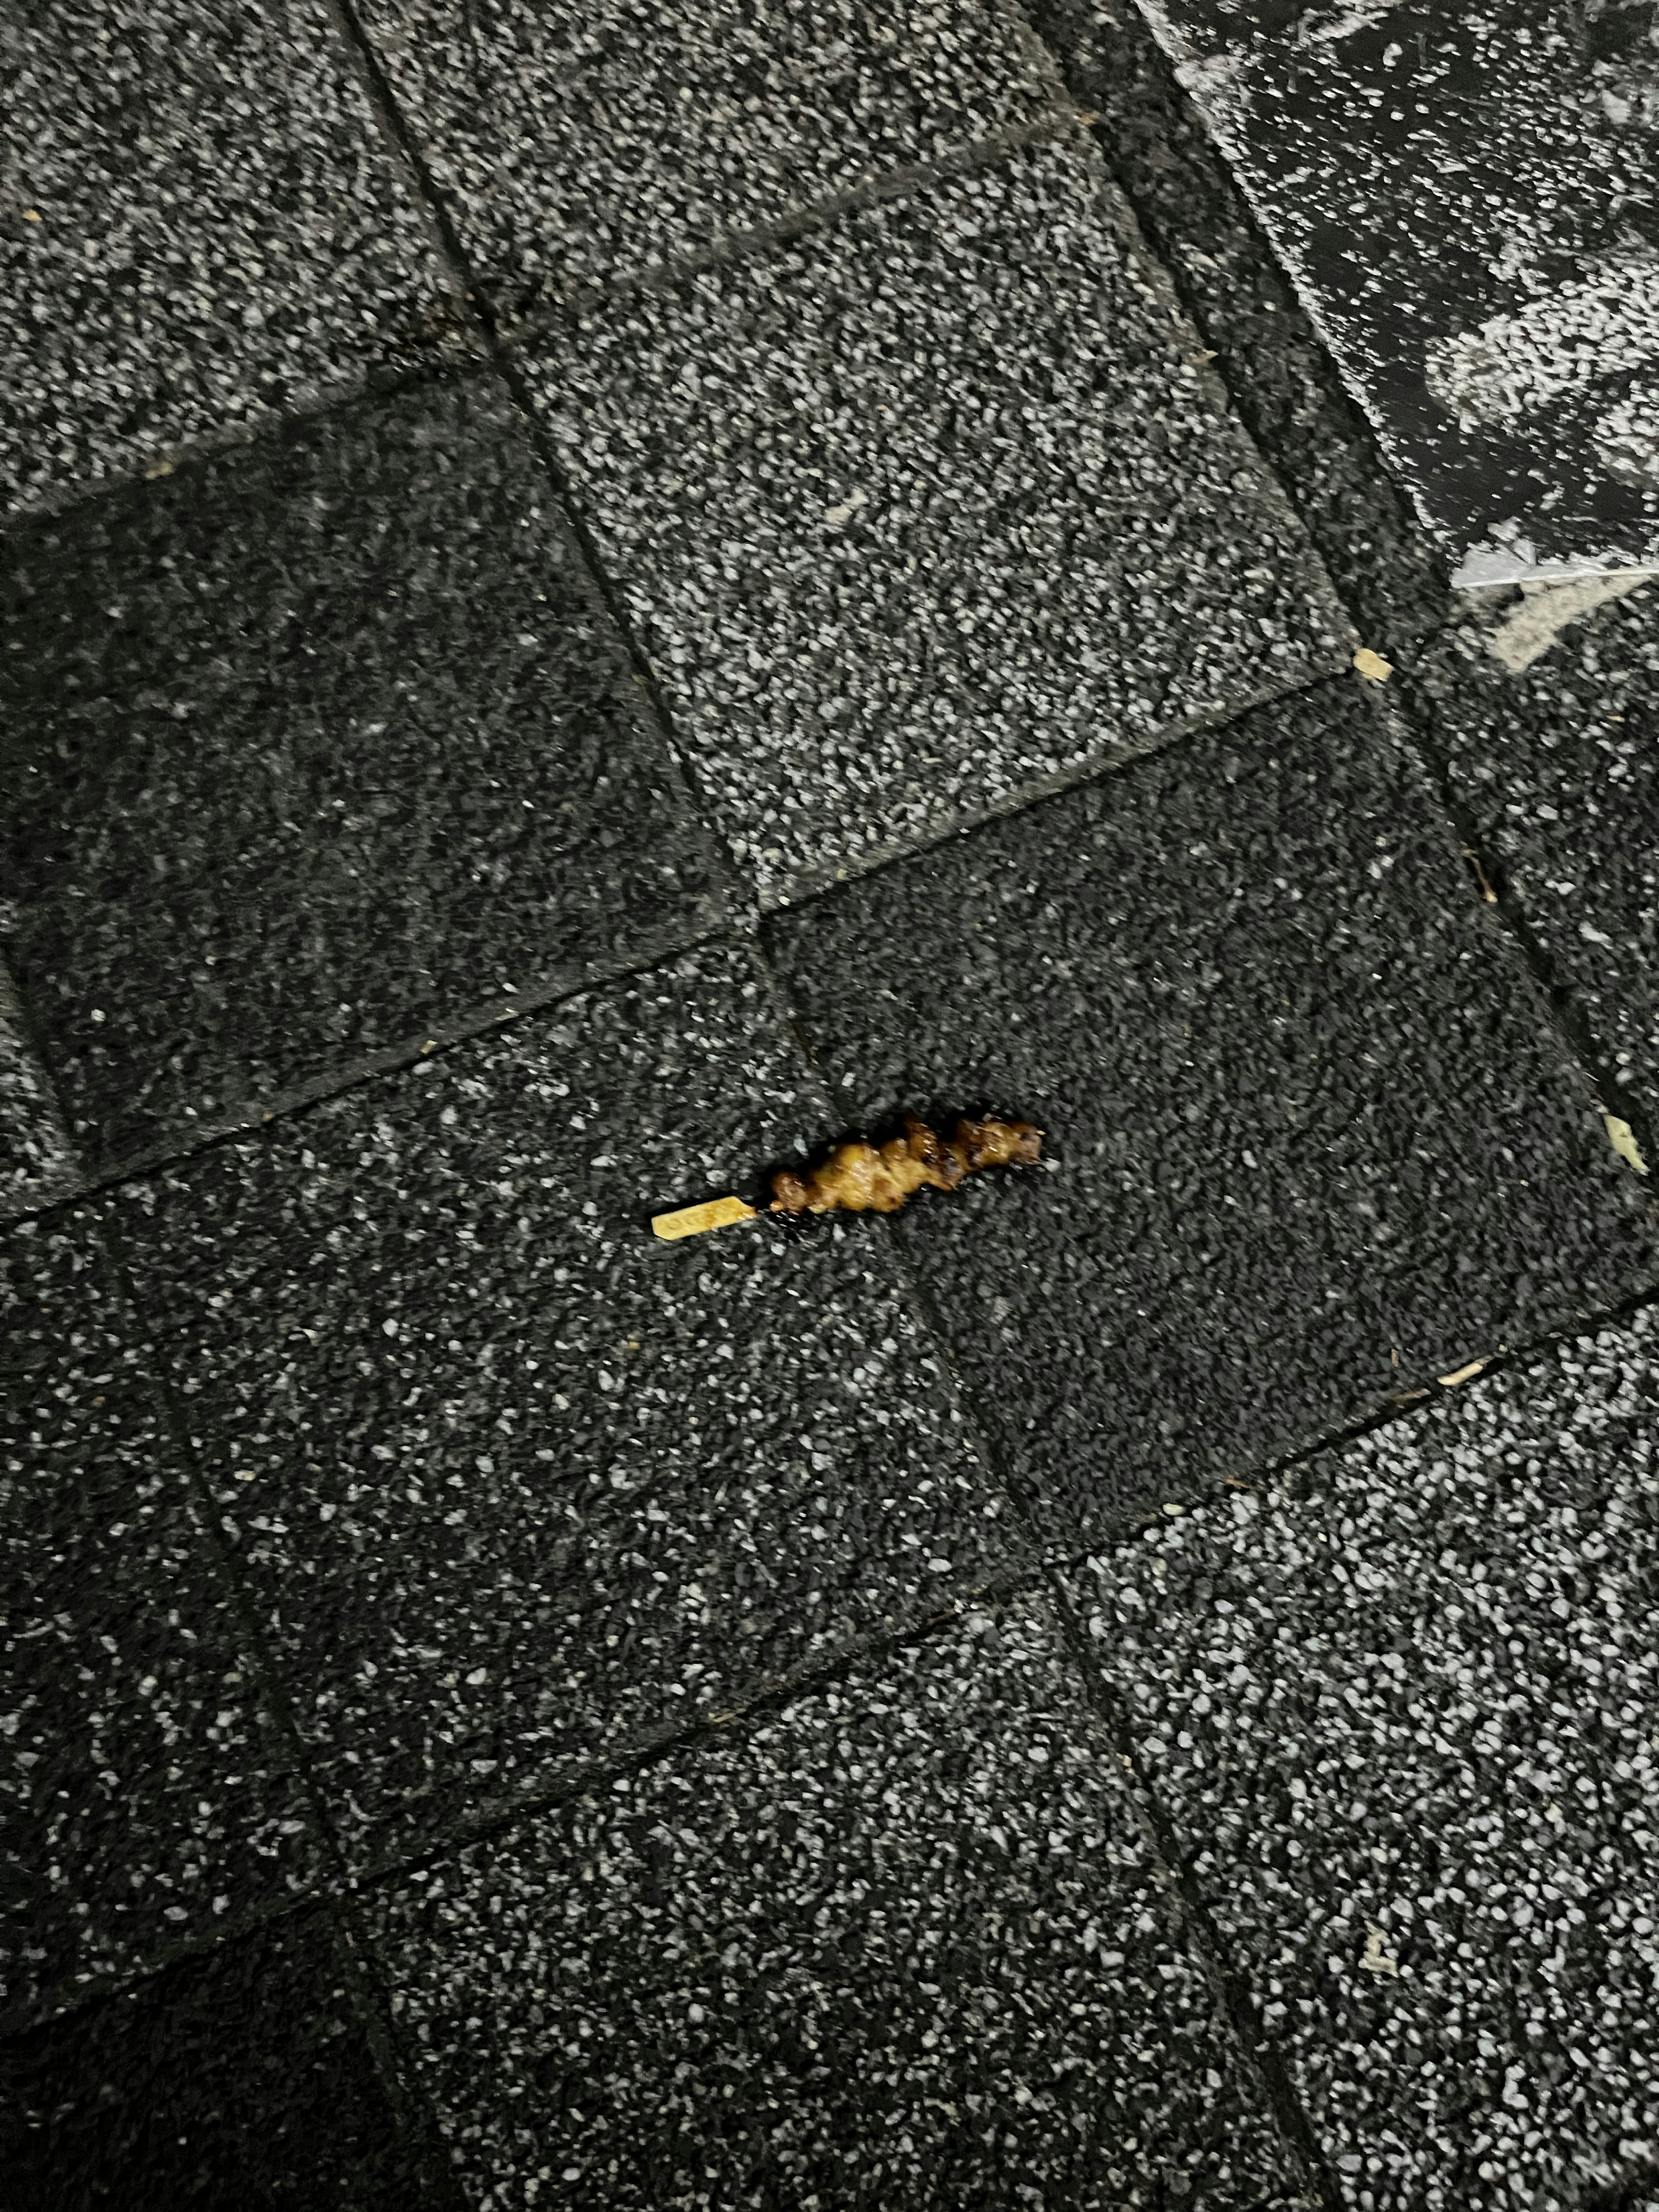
[1353,647,1394,682]
[1437,1359,1487,1389]
[23,209,41,222]
[1460,845,1499,903]
[1360,1924,1401,1978]
[1605,1114,1648,1176]
[1161,1502,1185,1517]
[142,456,175,480]
[652,1194,757,1242]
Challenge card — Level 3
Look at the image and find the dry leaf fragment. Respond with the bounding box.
[1460,845,1499,903]
[1437,1358,1487,1388]
[1605,1114,1649,1176]
[1360,1924,1401,1978]
[1353,647,1394,682]
[769,1113,1042,1217]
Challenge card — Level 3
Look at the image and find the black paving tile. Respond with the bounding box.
[0,0,474,516]
[1026,0,1452,655]
[363,1594,1307,2210]
[1414,583,1659,1138]
[764,679,1658,1548]
[524,133,1349,906]
[359,0,1065,325]
[113,945,1017,1873]
[2,372,721,1170]
[1,1212,320,2029]
[0,1907,428,2211]
[1133,0,1659,581]
[1069,1307,1659,2207]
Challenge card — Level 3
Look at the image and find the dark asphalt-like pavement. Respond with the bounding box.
[4,3,1659,2207]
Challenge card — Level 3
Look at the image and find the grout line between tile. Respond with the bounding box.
[739,929,1334,2201]
[87,1198,462,2201]
[0,117,1090,547]
[324,0,753,925]
[0,645,1346,1230]
[1016,0,1454,658]
[1,907,725,1223]
[340,1556,1042,1894]
[493,108,1093,339]
[31,1255,1659,2047]
[1391,680,1659,1185]
[759,661,1346,916]
[1042,1267,1659,1570]
[1040,1567,1341,2212]
[0,1885,328,2045]
[0,653,1328,1230]
[6,1547,1044,2040]
[0,356,489,543]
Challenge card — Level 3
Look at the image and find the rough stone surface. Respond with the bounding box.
[765,680,1658,1546]
[0,963,77,1220]
[1,1212,320,2028]
[113,945,1017,1872]
[1072,1307,1659,2210]
[1025,0,1452,655]
[0,0,474,515]
[0,1907,429,2210]
[1134,0,1659,580]
[2,371,721,1170]
[526,133,1349,905]
[364,1594,1307,2211]
[1414,582,1659,1138]
[359,0,1065,324]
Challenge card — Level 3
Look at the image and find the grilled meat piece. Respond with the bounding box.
[769,1112,1042,1217]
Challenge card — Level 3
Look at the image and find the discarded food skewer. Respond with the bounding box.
[651,1112,1043,1241]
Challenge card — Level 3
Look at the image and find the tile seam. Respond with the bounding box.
[87,1203,465,2202]
[740,928,1334,2204]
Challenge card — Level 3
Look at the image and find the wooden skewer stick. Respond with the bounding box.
[651,1194,758,1242]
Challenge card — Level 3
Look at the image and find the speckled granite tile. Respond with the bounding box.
[1131,0,1659,580]
[524,133,1350,906]
[0,1907,430,2210]
[1023,0,1452,657]
[112,944,1017,1872]
[364,1594,1309,2211]
[359,0,1065,327]
[1070,1306,1659,2209]
[2,371,721,1170]
[1412,582,1659,1137]
[764,680,1659,1547]
[0,0,475,515]
[1,1212,321,2029]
